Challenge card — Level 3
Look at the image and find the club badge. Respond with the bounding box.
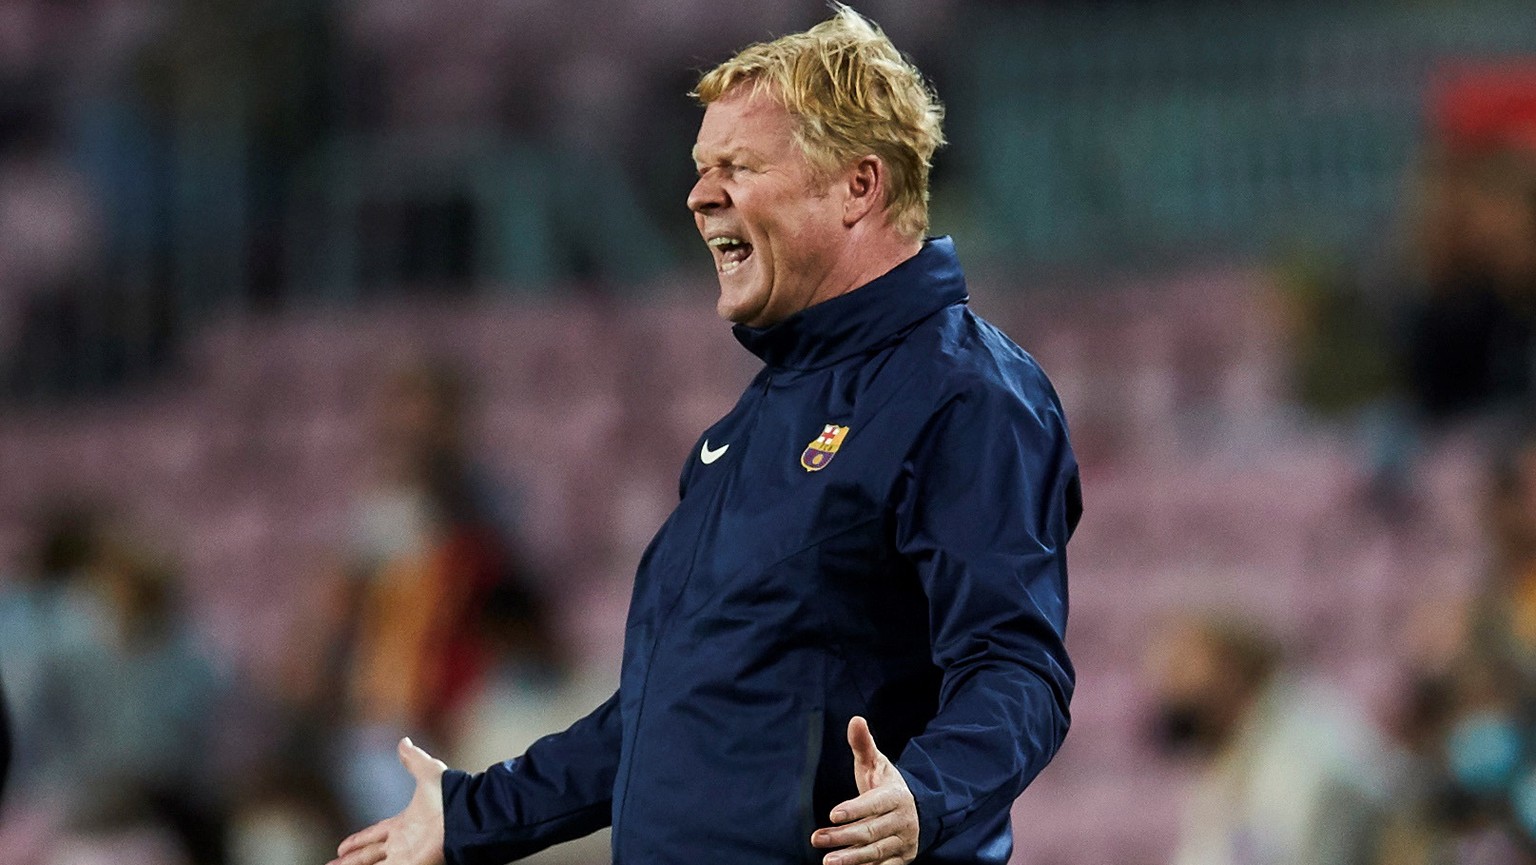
[801,424,850,472]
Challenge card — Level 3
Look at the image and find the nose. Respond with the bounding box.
[688,171,727,214]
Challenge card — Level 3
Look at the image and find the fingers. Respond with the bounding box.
[819,834,904,865]
[330,847,386,865]
[336,822,387,857]
[846,716,880,772]
[399,736,448,782]
[830,786,903,824]
[327,839,387,865]
[811,811,905,849]
[817,757,918,865]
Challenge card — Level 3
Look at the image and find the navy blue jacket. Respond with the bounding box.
[442,237,1080,864]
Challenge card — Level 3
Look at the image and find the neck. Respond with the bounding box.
[806,230,924,310]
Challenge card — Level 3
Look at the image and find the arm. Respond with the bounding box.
[331,691,622,865]
[890,379,1080,854]
[441,688,622,865]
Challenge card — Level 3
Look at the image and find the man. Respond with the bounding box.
[330,7,1080,865]
[1149,615,1388,865]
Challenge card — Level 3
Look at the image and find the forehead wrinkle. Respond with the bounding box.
[690,133,730,166]
[692,140,762,169]
[691,146,727,166]
[697,96,789,163]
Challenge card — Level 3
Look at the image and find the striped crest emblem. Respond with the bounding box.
[801,424,849,472]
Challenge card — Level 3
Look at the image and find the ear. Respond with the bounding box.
[842,155,885,227]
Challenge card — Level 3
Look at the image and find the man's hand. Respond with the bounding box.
[328,737,448,865]
[810,716,920,865]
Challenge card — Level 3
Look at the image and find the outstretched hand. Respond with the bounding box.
[328,737,448,865]
[810,716,920,865]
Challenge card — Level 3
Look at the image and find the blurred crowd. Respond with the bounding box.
[1144,403,1536,865]
[0,360,609,865]
[0,0,960,404]
[1278,61,1536,506]
[5,2,1536,865]
[1139,61,1536,865]
[7,0,1521,403]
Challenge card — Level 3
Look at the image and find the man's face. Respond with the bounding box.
[688,87,849,327]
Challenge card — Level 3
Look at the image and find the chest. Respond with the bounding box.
[629,362,929,629]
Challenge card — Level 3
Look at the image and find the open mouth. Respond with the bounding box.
[708,235,754,274]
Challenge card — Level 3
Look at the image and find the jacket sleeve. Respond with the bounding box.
[440,689,620,864]
[890,377,1080,854]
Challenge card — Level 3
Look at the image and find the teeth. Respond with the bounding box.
[709,235,750,274]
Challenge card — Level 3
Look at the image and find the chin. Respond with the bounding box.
[717,288,767,325]
[716,299,749,324]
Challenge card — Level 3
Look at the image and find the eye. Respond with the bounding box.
[695,162,755,180]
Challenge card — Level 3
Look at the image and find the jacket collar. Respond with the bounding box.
[731,236,969,371]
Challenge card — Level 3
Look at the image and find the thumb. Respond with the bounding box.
[847,716,881,787]
[398,736,447,785]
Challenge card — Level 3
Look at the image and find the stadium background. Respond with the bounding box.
[3,0,1536,863]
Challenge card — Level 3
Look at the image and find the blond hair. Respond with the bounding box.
[692,4,946,239]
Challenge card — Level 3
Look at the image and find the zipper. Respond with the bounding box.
[797,708,825,863]
[613,369,775,859]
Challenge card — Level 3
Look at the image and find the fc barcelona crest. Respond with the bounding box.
[801,424,850,472]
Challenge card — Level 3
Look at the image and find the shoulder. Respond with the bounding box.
[900,305,1066,429]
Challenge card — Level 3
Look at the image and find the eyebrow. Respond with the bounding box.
[691,146,765,167]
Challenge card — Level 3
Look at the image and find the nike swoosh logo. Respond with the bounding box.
[700,440,729,464]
